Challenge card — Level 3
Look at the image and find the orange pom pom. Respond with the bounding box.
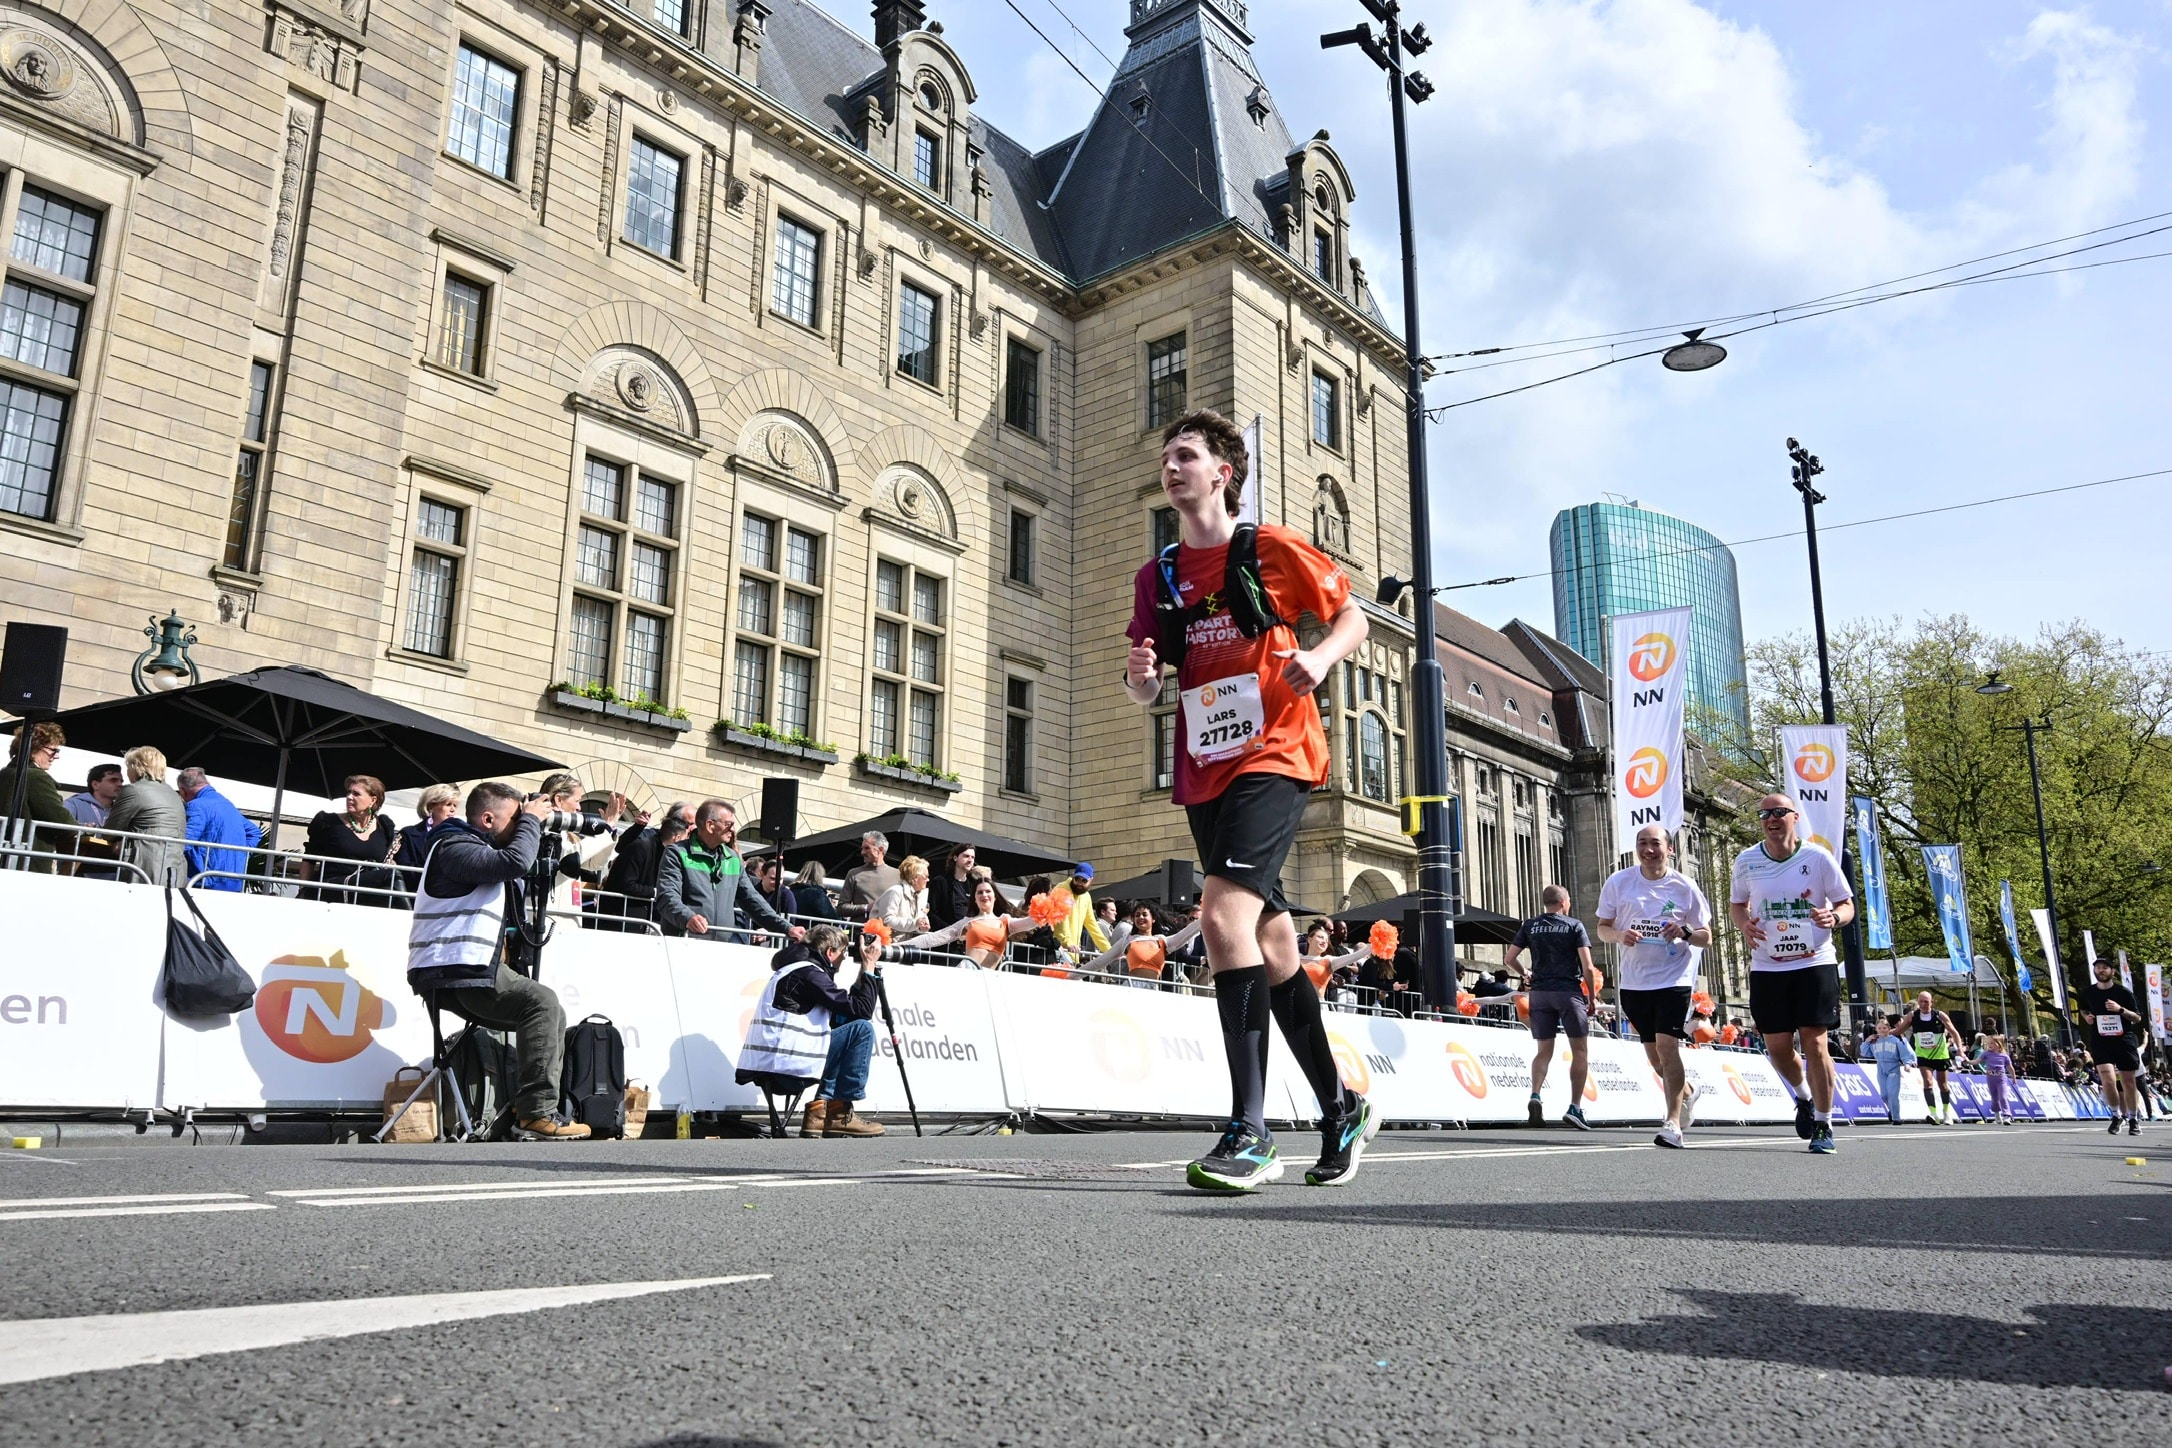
[1692,991,1715,1015]
[1515,994,1531,1020]
[1456,993,1481,1016]
[862,920,893,947]
[1028,891,1068,927]
[1369,921,1400,960]
[1691,1022,1717,1045]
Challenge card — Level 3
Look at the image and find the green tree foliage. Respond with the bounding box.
[1745,616,2172,1004]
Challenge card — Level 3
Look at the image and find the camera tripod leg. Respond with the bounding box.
[873,972,922,1138]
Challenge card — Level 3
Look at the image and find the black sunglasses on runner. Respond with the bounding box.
[1757,807,1795,820]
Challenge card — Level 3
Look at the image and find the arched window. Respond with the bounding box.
[1359,712,1390,802]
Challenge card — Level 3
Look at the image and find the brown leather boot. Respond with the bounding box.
[515,1117,591,1140]
[824,1103,885,1138]
[798,1099,830,1138]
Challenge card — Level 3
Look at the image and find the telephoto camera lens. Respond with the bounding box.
[541,810,620,837]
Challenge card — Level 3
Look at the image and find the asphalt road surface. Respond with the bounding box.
[0,1119,2165,1446]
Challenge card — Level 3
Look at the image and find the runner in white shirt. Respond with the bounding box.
[1729,793,1855,1155]
[1598,824,1713,1149]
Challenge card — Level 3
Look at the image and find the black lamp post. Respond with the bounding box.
[1786,438,1872,1021]
[1976,671,2074,1048]
[1323,1,1458,1007]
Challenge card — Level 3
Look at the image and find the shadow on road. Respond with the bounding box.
[1576,1290,2171,1390]
[1228,1195,2171,1260]
[631,1437,790,1447]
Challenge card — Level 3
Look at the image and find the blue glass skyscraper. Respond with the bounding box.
[1549,501,1750,752]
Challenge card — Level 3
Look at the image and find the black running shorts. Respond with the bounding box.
[2093,1039,2142,1073]
[1185,771,1309,916]
[1749,962,1841,1035]
[1621,985,1693,1044]
[1527,989,1589,1041]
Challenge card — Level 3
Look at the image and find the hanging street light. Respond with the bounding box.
[132,609,200,695]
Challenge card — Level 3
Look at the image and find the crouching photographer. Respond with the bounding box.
[406,781,590,1140]
[737,923,885,1139]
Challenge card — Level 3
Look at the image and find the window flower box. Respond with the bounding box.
[715,723,839,765]
[854,754,963,794]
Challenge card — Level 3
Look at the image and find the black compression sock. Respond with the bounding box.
[1215,966,1271,1134]
[1270,972,1351,1126]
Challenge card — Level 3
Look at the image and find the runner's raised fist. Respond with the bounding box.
[1127,637,1159,688]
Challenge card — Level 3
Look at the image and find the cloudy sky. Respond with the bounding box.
[921,0,2171,658]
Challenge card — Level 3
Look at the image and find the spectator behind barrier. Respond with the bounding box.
[838,831,899,920]
[926,846,977,930]
[601,801,688,931]
[63,759,123,880]
[175,767,255,892]
[0,721,73,873]
[302,774,398,905]
[394,784,462,878]
[792,858,842,920]
[870,854,930,937]
[107,745,189,887]
[656,799,802,943]
[405,780,588,1140]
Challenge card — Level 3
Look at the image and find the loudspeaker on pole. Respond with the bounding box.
[0,621,66,718]
[760,776,800,846]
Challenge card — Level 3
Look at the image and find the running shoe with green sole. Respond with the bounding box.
[1187,1123,1285,1192]
[1808,1123,1837,1154]
[1305,1094,1380,1186]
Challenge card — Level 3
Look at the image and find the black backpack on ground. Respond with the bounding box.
[561,1014,628,1138]
[1152,522,1288,668]
[447,1024,517,1137]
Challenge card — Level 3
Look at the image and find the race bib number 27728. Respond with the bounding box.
[1182,672,1265,763]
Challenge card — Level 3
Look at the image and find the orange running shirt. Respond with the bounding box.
[1127,523,1352,805]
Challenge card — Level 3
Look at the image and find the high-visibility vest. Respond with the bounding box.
[407,833,507,982]
[738,962,830,1082]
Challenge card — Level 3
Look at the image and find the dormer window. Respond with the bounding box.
[1312,229,1333,283]
[1468,680,1484,701]
[1129,81,1151,117]
[1246,84,1270,127]
[914,130,941,190]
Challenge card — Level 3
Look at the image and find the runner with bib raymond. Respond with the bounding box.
[2078,956,2146,1137]
[1123,410,1376,1191]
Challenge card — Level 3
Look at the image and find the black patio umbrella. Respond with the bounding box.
[45,665,562,847]
[1331,891,1526,947]
[770,806,1075,883]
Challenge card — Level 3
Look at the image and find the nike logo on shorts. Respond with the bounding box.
[1224,859,1253,870]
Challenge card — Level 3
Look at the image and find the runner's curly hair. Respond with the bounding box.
[1162,409,1249,516]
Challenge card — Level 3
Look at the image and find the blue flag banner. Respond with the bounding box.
[1998,878,2028,989]
[1922,845,1973,974]
[1852,796,1894,951]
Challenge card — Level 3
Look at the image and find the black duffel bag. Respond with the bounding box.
[161,885,257,1017]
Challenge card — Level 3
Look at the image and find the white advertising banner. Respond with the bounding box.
[2030,909,2068,1012]
[2146,963,2166,1040]
[1779,724,1849,859]
[1609,606,1693,845]
[0,871,164,1109]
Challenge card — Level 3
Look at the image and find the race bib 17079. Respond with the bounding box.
[1181,672,1265,763]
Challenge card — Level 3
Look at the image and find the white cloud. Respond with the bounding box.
[1976,8,2148,232]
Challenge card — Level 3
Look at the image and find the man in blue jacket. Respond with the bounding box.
[176,767,258,891]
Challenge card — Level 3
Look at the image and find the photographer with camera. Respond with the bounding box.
[531,773,625,929]
[601,801,689,930]
[406,781,590,1140]
[736,923,885,1139]
[657,799,804,944]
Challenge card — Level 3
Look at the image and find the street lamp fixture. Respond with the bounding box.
[1976,671,2014,697]
[132,609,200,695]
[1660,329,1727,372]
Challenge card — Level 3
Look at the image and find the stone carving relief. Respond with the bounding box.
[267,107,314,279]
[736,410,836,495]
[0,22,120,135]
[582,345,695,436]
[877,465,955,539]
[269,7,361,91]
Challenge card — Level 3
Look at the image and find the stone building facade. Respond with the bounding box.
[0,0,1427,908]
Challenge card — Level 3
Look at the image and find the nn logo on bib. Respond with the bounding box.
[1626,633,1677,683]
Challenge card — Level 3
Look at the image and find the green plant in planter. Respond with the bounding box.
[574,680,617,703]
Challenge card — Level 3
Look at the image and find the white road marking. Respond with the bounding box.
[268,1176,696,1198]
[0,1202,276,1223]
[0,1275,770,1386]
[288,1181,749,1207]
[0,1192,250,1209]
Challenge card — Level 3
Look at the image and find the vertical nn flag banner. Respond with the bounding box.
[1609,606,1692,845]
[2030,908,2068,1011]
[2146,963,2166,1040]
[1780,725,1849,860]
[1851,796,1893,950]
[1921,845,1973,975]
[1999,880,2031,993]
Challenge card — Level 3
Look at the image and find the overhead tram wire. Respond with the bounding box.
[1421,242,2172,417]
[1031,0,1121,72]
[1432,466,2172,593]
[1421,204,2172,365]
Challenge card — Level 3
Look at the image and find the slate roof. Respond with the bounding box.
[750,0,1388,320]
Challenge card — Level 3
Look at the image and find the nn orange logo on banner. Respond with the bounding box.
[1327,1031,1370,1096]
[1444,1040,1488,1099]
[1627,633,1677,683]
[1792,742,1837,784]
[1623,747,1670,799]
[255,952,393,1064]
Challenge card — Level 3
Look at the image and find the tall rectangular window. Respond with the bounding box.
[0,184,97,524]
[872,558,945,766]
[220,361,274,567]
[566,455,680,704]
[771,215,821,327]
[1003,337,1040,434]
[403,498,466,658]
[897,282,939,385]
[624,138,683,258]
[1150,677,1178,791]
[731,511,825,736]
[1003,678,1033,794]
[1146,332,1186,428]
[1311,371,1340,448]
[654,0,689,36]
[914,130,941,190]
[1007,509,1036,587]
[1151,506,1180,554]
[447,44,520,179]
[436,273,489,375]
[1313,229,1334,283]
